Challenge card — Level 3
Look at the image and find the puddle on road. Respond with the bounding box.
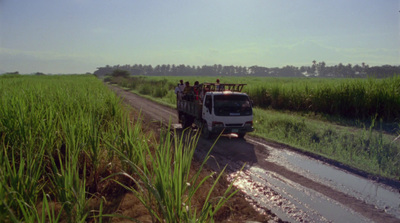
[229,166,372,223]
[246,139,400,221]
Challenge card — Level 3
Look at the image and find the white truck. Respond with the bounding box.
[177,83,254,138]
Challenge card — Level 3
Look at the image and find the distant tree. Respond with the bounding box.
[216,64,223,75]
[1,71,20,77]
[367,65,400,78]
[160,64,169,75]
[94,62,399,79]
[154,65,161,75]
[345,63,353,77]
[112,69,130,78]
[336,63,344,77]
[279,65,300,77]
[353,64,365,77]
[310,60,317,76]
[316,61,326,77]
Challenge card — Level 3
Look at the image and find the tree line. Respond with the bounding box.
[94,62,400,78]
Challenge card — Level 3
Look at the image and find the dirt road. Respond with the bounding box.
[109,85,400,223]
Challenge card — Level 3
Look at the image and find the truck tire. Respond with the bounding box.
[202,122,213,139]
[180,114,192,129]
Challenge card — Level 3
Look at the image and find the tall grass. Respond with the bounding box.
[0,75,124,222]
[1,74,238,222]
[246,76,400,123]
[107,126,238,223]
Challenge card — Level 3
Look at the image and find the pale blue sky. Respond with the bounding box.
[1,0,399,74]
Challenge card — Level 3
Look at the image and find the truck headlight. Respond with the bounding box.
[244,121,253,127]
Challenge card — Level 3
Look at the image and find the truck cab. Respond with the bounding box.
[201,91,253,138]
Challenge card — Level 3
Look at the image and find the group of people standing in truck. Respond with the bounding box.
[175,79,223,102]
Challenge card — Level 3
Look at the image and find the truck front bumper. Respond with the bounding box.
[211,126,254,134]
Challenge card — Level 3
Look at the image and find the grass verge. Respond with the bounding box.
[252,108,400,180]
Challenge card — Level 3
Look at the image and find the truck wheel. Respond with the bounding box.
[181,114,192,129]
[202,122,212,139]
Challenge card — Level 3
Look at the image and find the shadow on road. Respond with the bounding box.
[178,129,258,174]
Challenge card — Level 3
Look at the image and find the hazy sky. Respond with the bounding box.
[1,0,399,74]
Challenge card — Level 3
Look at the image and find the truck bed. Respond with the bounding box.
[177,99,202,119]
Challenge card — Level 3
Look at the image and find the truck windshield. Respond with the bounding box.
[214,94,252,116]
